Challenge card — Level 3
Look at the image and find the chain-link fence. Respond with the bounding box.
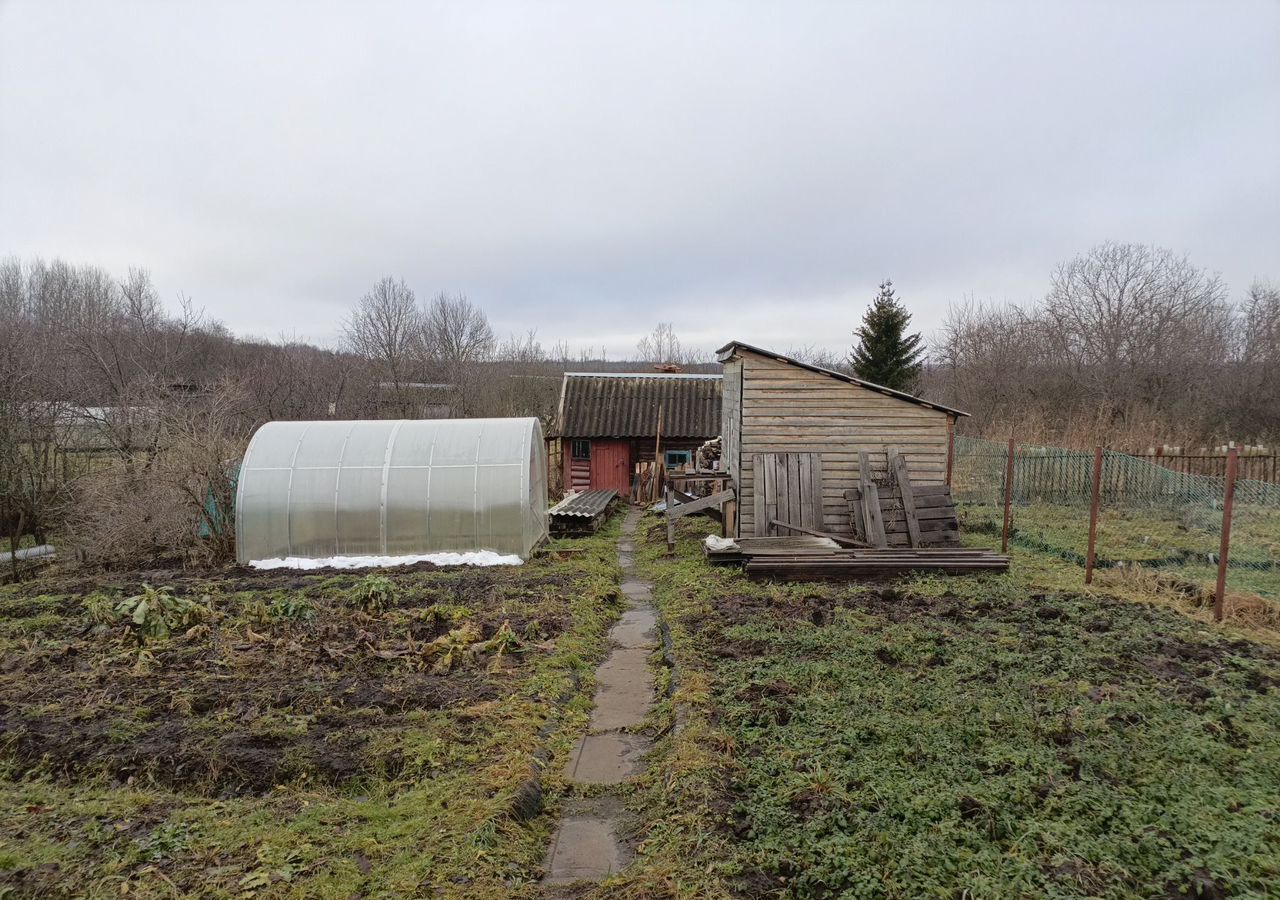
[952,436,1280,611]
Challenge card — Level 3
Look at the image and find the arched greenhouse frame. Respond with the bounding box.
[234,418,548,563]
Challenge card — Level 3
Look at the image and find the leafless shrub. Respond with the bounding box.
[63,381,249,568]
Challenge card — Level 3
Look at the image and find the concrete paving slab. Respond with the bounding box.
[589,647,655,730]
[620,579,651,601]
[542,800,627,884]
[610,607,658,649]
[564,731,650,784]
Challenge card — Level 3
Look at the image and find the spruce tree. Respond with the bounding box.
[849,280,925,392]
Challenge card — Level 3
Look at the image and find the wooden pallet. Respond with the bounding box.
[846,449,961,548]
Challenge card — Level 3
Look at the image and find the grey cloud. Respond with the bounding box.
[2,0,1277,359]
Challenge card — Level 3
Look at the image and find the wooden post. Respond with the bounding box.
[664,484,675,554]
[1085,446,1103,585]
[652,405,664,502]
[945,417,955,487]
[1001,438,1015,554]
[1214,447,1239,623]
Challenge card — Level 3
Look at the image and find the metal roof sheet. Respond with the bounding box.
[556,373,722,438]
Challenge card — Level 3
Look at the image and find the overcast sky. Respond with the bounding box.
[1,1,1277,359]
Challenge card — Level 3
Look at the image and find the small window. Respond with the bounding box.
[664,450,691,470]
[571,440,591,460]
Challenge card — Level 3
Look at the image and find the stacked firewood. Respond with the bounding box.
[697,437,723,470]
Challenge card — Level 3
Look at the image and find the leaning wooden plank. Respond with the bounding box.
[888,449,923,548]
[858,451,888,548]
[843,488,867,543]
[666,488,737,519]
[768,518,871,548]
[862,484,887,547]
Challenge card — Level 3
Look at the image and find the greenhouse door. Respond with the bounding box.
[590,439,632,497]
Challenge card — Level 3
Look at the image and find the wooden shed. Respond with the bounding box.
[717,341,968,539]
[554,372,722,498]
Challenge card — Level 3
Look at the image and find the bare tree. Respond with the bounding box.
[343,277,421,417]
[421,293,494,366]
[421,293,494,415]
[1041,242,1231,420]
[1233,280,1280,438]
[926,243,1278,446]
[1241,280,1280,366]
[637,322,701,367]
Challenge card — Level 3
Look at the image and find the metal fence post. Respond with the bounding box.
[1001,438,1015,554]
[1085,446,1103,585]
[1213,447,1239,623]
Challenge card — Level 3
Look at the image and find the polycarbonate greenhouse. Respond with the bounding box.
[234,418,548,563]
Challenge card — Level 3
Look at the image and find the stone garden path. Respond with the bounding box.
[542,507,657,885]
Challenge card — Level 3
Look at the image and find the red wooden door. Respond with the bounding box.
[590,440,632,497]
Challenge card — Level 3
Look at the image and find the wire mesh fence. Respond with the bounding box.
[952,436,1280,609]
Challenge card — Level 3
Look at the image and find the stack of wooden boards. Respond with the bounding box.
[744,547,1009,580]
[704,536,1008,579]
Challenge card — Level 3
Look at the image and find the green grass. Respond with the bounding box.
[618,515,1280,899]
[960,502,1280,601]
[0,518,625,899]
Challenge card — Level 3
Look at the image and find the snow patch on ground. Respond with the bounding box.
[248,551,523,570]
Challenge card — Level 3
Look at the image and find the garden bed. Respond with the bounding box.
[0,525,622,898]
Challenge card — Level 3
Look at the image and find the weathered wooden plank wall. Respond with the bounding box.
[721,357,742,480]
[733,351,951,537]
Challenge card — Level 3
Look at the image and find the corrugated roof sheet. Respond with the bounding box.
[548,489,618,518]
[557,373,722,438]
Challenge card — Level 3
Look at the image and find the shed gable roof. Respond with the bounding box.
[556,372,723,438]
[716,340,968,417]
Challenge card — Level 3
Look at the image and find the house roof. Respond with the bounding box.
[715,340,969,417]
[556,372,723,438]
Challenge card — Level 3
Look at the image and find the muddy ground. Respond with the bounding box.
[0,562,580,797]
